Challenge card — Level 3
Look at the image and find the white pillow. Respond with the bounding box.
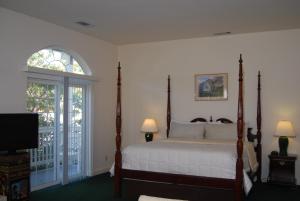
[205,123,237,140]
[205,123,248,140]
[169,121,205,139]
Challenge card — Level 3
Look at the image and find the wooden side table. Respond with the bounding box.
[268,154,297,186]
[0,152,30,201]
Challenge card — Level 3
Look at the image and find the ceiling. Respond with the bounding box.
[1,0,300,45]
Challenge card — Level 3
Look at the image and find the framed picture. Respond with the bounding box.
[195,73,228,101]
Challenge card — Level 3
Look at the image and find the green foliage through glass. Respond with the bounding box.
[27,49,85,75]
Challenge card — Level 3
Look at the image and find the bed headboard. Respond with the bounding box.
[215,118,233,124]
[190,117,207,123]
[190,117,233,124]
[190,116,257,143]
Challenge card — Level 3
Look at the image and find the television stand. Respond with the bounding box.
[0,152,30,201]
[7,151,17,155]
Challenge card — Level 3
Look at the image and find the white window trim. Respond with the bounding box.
[24,66,97,81]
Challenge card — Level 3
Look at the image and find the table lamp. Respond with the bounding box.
[274,120,296,156]
[141,119,158,142]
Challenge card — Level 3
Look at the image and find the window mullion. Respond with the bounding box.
[62,77,69,185]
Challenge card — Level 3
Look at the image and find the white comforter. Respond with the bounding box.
[110,138,254,194]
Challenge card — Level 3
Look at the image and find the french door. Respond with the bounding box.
[66,84,86,181]
[27,78,88,190]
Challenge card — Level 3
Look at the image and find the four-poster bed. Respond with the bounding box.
[114,55,262,201]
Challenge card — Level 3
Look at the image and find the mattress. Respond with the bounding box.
[110,138,255,194]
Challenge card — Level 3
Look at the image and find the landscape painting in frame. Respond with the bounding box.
[195,73,228,101]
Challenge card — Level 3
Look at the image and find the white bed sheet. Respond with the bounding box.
[110,138,253,194]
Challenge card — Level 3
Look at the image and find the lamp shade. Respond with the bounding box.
[141,119,158,133]
[274,120,296,137]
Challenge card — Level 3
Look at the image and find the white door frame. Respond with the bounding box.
[27,72,92,190]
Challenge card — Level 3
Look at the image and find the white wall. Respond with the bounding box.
[0,7,117,175]
[118,29,300,183]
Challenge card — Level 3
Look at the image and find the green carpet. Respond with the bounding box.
[30,173,129,201]
[30,173,300,201]
[247,182,300,201]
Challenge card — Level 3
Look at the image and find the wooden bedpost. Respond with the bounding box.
[167,75,171,138]
[256,71,262,183]
[236,54,244,201]
[114,62,122,197]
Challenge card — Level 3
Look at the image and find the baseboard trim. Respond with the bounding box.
[92,167,110,176]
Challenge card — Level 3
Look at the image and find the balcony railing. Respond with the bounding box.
[30,127,55,171]
[30,126,82,171]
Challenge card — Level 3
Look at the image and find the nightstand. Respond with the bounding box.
[268,154,297,186]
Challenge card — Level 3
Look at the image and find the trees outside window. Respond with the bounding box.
[27,49,84,74]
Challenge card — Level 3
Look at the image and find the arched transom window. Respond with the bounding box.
[27,48,85,75]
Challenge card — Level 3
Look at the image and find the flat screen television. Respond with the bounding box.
[0,113,39,153]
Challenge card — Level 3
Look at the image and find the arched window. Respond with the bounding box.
[27,48,85,75]
[26,47,92,190]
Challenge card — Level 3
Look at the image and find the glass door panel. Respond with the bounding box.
[68,85,85,180]
[27,82,60,189]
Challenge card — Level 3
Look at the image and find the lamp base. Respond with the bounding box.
[145,132,153,142]
[279,136,289,156]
